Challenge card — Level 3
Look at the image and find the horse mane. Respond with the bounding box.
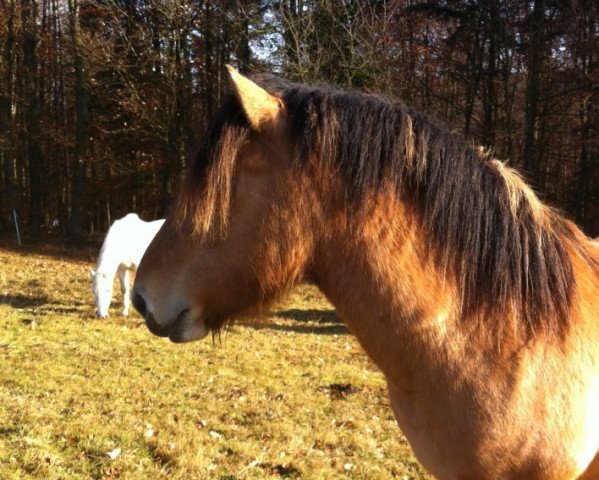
[175,75,595,337]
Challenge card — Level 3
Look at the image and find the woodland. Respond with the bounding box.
[0,0,597,240]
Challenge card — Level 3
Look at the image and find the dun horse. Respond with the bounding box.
[132,68,599,479]
[91,213,164,318]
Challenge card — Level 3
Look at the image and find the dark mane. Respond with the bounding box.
[178,74,591,336]
[174,95,248,239]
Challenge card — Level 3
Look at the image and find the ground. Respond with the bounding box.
[0,243,430,480]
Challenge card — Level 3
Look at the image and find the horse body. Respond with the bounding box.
[310,193,599,479]
[132,68,599,479]
[91,213,164,318]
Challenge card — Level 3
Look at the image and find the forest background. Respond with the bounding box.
[0,0,597,240]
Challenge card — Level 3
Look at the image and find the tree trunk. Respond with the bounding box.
[523,0,545,182]
[0,0,18,229]
[67,0,90,240]
[22,0,44,238]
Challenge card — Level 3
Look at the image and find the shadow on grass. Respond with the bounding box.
[248,308,349,335]
[277,308,339,323]
[41,304,88,315]
[0,293,87,316]
[267,323,349,335]
[0,426,22,437]
[0,293,50,308]
[0,239,99,263]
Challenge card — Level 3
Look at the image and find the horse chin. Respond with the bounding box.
[139,299,210,343]
[168,309,209,343]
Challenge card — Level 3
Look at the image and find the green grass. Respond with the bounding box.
[0,245,430,479]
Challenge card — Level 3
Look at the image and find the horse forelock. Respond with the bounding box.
[178,75,591,338]
[172,95,249,240]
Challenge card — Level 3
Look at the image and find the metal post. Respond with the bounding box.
[12,209,21,246]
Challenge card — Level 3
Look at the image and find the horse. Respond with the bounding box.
[91,213,164,318]
[131,67,599,479]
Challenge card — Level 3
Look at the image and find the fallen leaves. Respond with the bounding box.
[106,447,121,460]
[319,383,360,399]
[197,419,208,429]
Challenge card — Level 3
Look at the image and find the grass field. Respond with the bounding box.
[0,244,430,479]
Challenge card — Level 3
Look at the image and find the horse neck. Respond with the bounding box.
[312,197,470,382]
[95,232,122,276]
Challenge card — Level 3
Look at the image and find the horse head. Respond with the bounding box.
[132,67,318,342]
[91,268,113,319]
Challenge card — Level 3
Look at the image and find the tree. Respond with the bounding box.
[0,0,596,238]
[66,0,90,239]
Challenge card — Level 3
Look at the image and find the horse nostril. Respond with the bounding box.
[132,291,147,318]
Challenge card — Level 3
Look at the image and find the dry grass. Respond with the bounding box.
[0,244,430,479]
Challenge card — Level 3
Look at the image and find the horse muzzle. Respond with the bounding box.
[132,288,209,343]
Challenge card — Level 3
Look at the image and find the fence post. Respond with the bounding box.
[12,209,21,246]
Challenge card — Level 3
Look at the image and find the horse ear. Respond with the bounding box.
[226,65,283,130]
